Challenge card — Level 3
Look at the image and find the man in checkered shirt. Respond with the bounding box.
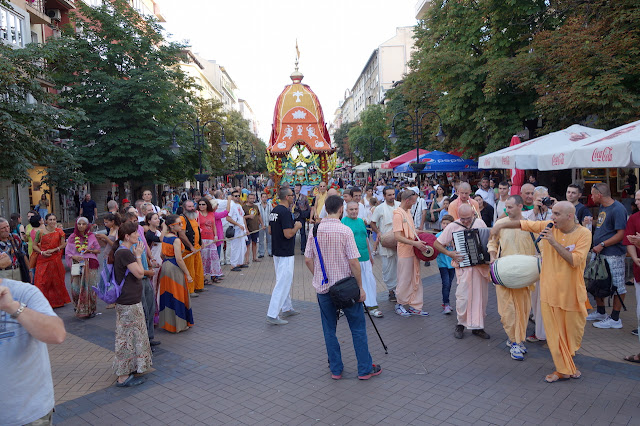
[304,195,382,380]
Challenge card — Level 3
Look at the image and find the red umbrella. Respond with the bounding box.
[509,135,525,195]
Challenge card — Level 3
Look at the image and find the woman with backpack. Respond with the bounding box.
[157,215,194,333]
[110,221,152,387]
[65,217,100,319]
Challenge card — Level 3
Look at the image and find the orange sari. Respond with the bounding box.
[34,228,70,308]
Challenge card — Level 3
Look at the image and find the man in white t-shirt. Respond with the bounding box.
[1,279,67,424]
[494,180,510,223]
[475,176,496,208]
[407,186,428,230]
[142,189,160,213]
[370,187,401,301]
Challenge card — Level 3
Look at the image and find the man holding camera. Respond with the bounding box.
[293,183,310,253]
[305,195,381,380]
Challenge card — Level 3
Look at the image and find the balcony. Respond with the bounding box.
[46,0,77,11]
[415,0,433,20]
[25,0,51,25]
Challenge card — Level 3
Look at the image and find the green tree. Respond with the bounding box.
[0,42,83,185]
[508,0,640,132]
[347,105,390,163]
[405,0,550,154]
[46,0,198,186]
[332,121,356,160]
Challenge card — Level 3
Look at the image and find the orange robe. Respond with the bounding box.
[487,218,537,343]
[521,220,592,375]
[392,208,422,310]
[448,198,480,221]
[181,216,204,293]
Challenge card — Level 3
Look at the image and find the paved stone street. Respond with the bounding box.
[50,241,640,425]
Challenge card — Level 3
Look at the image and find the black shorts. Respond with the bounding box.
[247,232,259,243]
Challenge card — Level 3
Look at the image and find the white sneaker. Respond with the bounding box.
[442,305,452,315]
[593,316,622,329]
[510,343,524,361]
[518,342,528,353]
[394,304,411,317]
[586,311,607,321]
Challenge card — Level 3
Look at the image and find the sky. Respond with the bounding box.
[155,0,419,143]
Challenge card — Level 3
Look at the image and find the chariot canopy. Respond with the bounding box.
[266,59,336,188]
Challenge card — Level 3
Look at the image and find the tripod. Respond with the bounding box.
[363,302,388,354]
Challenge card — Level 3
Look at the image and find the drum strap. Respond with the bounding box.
[528,232,541,254]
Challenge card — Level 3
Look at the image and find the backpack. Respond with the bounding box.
[584,254,615,298]
[93,247,129,304]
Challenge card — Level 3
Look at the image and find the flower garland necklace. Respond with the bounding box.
[75,233,88,253]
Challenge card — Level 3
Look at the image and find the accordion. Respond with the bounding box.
[452,228,491,267]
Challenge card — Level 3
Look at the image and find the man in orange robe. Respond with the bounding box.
[491,201,591,382]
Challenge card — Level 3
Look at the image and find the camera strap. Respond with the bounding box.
[312,224,329,286]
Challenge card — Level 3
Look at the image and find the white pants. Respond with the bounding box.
[530,281,547,340]
[360,260,378,308]
[229,232,246,267]
[381,254,398,291]
[221,223,232,264]
[267,256,294,318]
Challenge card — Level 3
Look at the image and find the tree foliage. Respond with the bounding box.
[332,121,357,161]
[399,0,640,155]
[347,105,390,164]
[0,42,83,185]
[46,0,198,184]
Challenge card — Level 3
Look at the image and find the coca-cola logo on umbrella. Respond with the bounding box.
[592,147,613,162]
[551,153,565,166]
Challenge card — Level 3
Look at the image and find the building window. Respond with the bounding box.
[0,5,25,47]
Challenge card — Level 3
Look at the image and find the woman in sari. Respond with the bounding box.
[33,213,70,308]
[66,217,101,318]
[158,215,194,333]
[197,198,224,284]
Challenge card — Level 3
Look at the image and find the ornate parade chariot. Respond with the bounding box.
[266,63,336,189]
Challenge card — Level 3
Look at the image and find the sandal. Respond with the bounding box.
[570,370,581,379]
[203,278,212,286]
[623,354,640,363]
[370,308,383,318]
[544,371,570,383]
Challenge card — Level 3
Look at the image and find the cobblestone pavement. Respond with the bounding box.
[50,241,640,425]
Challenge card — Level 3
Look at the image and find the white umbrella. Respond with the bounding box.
[538,119,640,170]
[353,160,385,172]
[479,124,603,170]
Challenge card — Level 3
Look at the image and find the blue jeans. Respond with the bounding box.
[317,292,373,376]
[439,267,456,305]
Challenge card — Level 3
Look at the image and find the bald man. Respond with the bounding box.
[447,183,480,221]
[497,183,536,221]
[491,201,592,382]
[433,204,491,339]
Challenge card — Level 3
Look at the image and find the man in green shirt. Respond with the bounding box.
[342,202,383,318]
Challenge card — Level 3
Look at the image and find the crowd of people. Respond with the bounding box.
[3,172,640,422]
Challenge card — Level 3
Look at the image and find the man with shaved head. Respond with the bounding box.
[447,182,480,221]
[433,203,491,339]
[491,201,592,382]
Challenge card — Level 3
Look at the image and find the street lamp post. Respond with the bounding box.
[171,118,226,195]
[355,135,388,185]
[389,108,445,185]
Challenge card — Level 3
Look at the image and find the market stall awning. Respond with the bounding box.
[478,124,604,170]
[353,160,386,172]
[393,150,479,173]
[538,119,640,170]
[380,149,430,169]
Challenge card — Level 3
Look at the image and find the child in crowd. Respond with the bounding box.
[437,198,450,230]
[436,215,456,314]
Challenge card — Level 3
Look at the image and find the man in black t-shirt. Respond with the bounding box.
[79,194,98,224]
[266,187,302,325]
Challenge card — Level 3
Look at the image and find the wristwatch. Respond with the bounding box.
[600,242,606,248]
[10,302,26,319]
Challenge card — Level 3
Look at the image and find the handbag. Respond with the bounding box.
[225,226,235,239]
[312,224,360,309]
